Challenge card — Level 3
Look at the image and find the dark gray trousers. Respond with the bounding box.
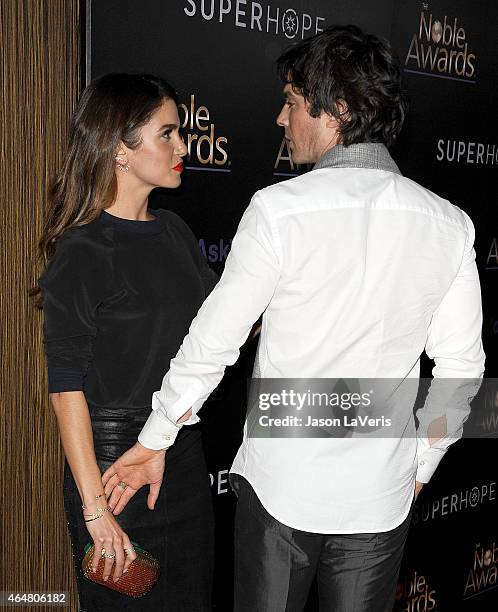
[231,475,413,612]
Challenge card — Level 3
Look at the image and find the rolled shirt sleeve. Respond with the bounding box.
[138,193,281,449]
[416,210,485,482]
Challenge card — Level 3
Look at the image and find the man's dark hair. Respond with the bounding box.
[277,25,406,147]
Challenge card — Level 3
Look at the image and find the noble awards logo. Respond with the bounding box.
[463,542,498,600]
[183,1,325,39]
[394,570,438,611]
[178,94,230,172]
[404,4,476,82]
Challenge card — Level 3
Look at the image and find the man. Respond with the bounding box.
[103,26,484,611]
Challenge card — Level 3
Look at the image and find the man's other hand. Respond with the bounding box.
[101,442,166,515]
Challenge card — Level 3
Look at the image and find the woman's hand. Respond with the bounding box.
[49,392,137,581]
[85,508,137,582]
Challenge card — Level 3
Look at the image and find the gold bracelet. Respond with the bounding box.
[81,493,105,511]
[83,507,110,522]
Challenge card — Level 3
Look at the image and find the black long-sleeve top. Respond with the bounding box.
[39,209,218,413]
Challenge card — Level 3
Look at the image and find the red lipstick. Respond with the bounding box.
[173,163,183,173]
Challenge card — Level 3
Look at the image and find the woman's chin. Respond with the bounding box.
[159,174,182,189]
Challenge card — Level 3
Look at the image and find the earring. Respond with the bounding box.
[114,155,130,172]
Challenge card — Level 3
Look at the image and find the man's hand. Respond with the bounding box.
[101,442,166,515]
[414,480,424,500]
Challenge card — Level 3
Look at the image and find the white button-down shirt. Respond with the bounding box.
[139,144,484,533]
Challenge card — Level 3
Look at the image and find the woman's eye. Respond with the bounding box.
[162,130,172,140]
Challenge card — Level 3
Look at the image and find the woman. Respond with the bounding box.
[36,73,217,611]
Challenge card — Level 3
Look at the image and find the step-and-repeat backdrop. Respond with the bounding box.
[88,1,497,609]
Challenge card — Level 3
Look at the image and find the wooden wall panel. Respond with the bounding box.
[0,1,81,609]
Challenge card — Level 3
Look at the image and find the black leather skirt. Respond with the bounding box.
[63,417,214,612]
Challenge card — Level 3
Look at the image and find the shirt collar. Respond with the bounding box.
[313,143,402,176]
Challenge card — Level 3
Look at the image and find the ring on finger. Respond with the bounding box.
[124,547,135,555]
[100,548,116,559]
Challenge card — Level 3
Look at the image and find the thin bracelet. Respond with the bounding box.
[81,493,106,511]
[83,507,110,522]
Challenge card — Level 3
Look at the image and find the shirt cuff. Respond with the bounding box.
[152,386,205,425]
[415,446,447,483]
[48,367,84,393]
[138,409,181,450]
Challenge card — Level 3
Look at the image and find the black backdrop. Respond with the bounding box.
[88,1,498,609]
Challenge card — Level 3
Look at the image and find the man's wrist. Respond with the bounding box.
[135,441,166,455]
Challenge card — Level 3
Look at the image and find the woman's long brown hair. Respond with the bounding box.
[32,73,178,306]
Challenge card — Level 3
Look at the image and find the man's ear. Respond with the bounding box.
[325,114,341,130]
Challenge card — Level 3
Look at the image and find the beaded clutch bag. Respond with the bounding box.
[82,541,160,598]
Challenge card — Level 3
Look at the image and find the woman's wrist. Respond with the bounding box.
[81,491,107,513]
[75,465,108,512]
[83,506,110,522]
